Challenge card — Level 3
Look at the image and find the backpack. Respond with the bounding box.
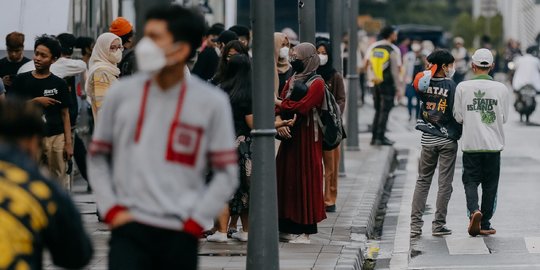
[306,75,346,150]
[369,46,392,85]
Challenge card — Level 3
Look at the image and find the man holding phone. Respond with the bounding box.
[0,32,31,93]
[11,35,72,189]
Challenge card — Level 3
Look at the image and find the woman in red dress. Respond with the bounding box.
[275,43,326,244]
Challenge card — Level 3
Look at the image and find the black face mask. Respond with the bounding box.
[291,59,304,73]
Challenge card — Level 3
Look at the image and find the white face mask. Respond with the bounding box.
[279,47,290,59]
[411,43,422,52]
[319,54,329,66]
[110,49,123,64]
[445,66,456,78]
[135,37,167,73]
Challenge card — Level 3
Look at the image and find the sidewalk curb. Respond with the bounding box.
[389,149,419,270]
[352,146,396,238]
[337,146,397,270]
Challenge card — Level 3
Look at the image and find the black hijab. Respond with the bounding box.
[316,41,337,82]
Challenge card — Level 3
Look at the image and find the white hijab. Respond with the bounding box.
[88,33,121,79]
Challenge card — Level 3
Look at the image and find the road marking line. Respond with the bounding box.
[446,237,490,255]
[525,237,540,253]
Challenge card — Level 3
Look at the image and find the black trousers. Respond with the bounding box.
[371,86,395,141]
[73,133,88,181]
[462,152,501,229]
[109,222,198,270]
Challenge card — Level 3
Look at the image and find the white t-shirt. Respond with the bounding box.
[512,54,540,91]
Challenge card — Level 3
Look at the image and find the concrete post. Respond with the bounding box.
[298,0,316,44]
[329,0,347,176]
[346,0,360,151]
[246,0,279,269]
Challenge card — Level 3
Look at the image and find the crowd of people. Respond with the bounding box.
[0,3,351,269]
[0,1,526,268]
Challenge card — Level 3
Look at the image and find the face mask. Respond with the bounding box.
[290,59,304,73]
[279,47,290,59]
[110,49,123,64]
[445,66,456,78]
[411,43,421,52]
[135,37,167,73]
[319,54,329,66]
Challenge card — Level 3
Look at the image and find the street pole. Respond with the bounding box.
[298,0,316,44]
[134,0,172,40]
[247,0,279,269]
[329,0,347,177]
[346,0,360,151]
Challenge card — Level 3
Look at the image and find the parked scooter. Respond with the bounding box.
[514,84,537,123]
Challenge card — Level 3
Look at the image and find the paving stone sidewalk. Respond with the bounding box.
[43,143,394,270]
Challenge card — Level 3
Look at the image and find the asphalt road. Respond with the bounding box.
[370,87,540,270]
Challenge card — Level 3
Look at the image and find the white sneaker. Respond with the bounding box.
[289,234,310,244]
[206,232,228,243]
[279,232,294,242]
[231,229,248,242]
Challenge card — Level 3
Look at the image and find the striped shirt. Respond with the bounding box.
[421,132,455,146]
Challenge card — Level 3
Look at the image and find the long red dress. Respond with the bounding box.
[276,77,326,234]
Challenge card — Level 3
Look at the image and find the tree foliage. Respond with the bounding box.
[358,0,473,31]
[358,0,503,48]
[452,12,475,47]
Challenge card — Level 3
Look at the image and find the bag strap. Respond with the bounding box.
[305,74,322,87]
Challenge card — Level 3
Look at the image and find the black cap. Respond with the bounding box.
[206,23,225,36]
[213,30,238,44]
[229,25,250,39]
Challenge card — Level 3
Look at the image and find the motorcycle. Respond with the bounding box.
[514,84,537,123]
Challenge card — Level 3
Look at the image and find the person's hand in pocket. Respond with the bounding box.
[109,210,134,230]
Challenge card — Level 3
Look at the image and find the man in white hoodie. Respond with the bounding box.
[453,48,510,237]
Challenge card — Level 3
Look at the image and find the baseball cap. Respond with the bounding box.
[213,30,238,44]
[471,48,494,67]
[110,17,133,37]
[206,24,224,36]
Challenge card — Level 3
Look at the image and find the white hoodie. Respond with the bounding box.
[453,75,510,152]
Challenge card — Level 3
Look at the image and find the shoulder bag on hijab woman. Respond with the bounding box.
[86,32,122,120]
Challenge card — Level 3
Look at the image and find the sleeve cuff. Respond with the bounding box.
[209,150,237,169]
[183,218,204,238]
[104,205,127,224]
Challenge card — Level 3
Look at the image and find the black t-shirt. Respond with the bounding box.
[231,99,252,137]
[192,47,220,81]
[11,72,70,136]
[0,57,31,91]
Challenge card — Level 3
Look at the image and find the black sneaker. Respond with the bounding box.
[432,227,452,236]
[325,205,337,212]
[383,137,395,145]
